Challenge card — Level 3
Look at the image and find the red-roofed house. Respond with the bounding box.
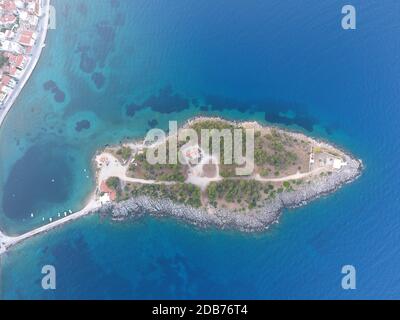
[6,53,17,64]
[0,14,17,27]
[9,66,17,76]
[14,54,28,69]
[100,181,117,202]
[9,65,23,79]
[6,54,27,69]
[18,31,37,47]
[2,0,17,12]
[2,75,16,88]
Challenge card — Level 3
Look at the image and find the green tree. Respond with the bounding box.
[106,177,120,190]
[0,55,9,68]
[116,147,132,161]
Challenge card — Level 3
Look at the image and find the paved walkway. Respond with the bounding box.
[0,151,327,256]
[0,196,100,255]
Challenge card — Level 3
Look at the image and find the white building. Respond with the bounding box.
[15,0,26,10]
[0,91,8,104]
[0,40,24,54]
[19,11,39,27]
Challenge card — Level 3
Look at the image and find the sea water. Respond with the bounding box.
[1,0,400,299]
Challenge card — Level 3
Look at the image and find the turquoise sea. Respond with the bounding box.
[1,0,400,299]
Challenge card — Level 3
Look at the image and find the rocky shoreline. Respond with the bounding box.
[99,153,363,233]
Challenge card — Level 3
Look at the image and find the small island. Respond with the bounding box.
[94,117,363,232]
[0,116,364,254]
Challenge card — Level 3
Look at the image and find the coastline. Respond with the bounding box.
[0,0,51,129]
[101,116,363,232]
[187,115,361,161]
[0,193,99,255]
[0,0,51,255]
[102,150,363,233]
[0,116,363,255]
[0,0,394,300]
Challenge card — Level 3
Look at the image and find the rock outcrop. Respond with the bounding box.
[100,154,362,232]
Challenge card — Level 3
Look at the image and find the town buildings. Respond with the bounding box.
[0,0,42,105]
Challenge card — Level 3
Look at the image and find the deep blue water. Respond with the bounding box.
[1,0,400,299]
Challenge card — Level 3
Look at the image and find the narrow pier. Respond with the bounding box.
[0,197,100,255]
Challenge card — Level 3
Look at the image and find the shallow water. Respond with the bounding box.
[1,0,400,299]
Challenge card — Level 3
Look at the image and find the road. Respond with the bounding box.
[0,0,50,128]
